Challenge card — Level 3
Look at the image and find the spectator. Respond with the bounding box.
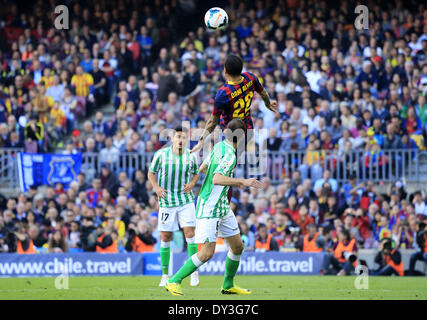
[302,224,324,252]
[99,137,120,165]
[90,59,108,107]
[280,126,305,152]
[14,225,35,254]
[372,238,404,276]
[86,177,103,208]
[295,205,315,235]
[408,221,427,275]
[131,170,149,205]
[68,221,81,249]
[321,229,357,276]
[48,229,68,253]
[313,170,338,193]
[257,177,275,200]
[95,225,118,253]
[254,224,279,252]
[100,164,119,199]
[125,220,157,252]
[157,65,179,103]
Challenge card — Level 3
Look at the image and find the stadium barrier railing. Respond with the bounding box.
[0,148,421,188]
[257,148,420,184]
[83,148,420,184]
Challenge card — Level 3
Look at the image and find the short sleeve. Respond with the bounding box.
[149,150,162,173]
[213,152,235,176]
[246,72,264,93]
[213,89,229,117]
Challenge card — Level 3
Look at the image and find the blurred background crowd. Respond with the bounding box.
[0,0,427,274]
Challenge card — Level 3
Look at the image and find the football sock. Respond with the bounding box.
[186,237,198,258]
[169,253,203,284]
[160,241,171,275]
[222,250,241,290]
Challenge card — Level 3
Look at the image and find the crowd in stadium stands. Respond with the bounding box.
[0,0,427,274]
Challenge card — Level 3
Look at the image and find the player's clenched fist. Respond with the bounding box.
[242,178,263,188]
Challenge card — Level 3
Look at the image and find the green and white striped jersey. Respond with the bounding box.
[149,146,199,208]
[196,139,237,219]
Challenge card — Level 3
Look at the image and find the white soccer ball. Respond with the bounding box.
[204,7,228,31]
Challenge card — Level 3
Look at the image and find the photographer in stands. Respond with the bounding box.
[14,224,35,254]
[95,225,118,253]
[372,238,404,276]
[125,220,157,253]
[79,216,97,252]
[321,229,357,275]
[255,223,279,252]
[302,224,324,252]
[408,221,427,275]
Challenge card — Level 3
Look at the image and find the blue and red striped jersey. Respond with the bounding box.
[213,71,264,130]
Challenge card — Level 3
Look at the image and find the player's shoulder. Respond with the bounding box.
[242,71,258,81]
[215,85,229,98]
[221,141,236,157]
[154,145,170,156]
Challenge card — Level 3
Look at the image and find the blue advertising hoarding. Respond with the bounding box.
[172,252,324,275]
[0,252,324,277]
[17,153,82,192]
[142,253,162,275]
[0,253,144,277]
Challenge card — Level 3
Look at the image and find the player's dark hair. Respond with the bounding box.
[226,118,245,133]
[225,54,243,76]
[174,126,188,134]
[225,118,245,146]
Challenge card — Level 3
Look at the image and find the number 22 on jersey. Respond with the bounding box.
[232,91,254,119]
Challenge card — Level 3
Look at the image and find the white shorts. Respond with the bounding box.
[195,210,240,243]
[158,203,196,232]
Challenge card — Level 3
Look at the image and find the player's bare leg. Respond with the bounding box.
[166,242,215,296]
[159,231,172,286]
[221,234,251,294]
[183,227,199,286]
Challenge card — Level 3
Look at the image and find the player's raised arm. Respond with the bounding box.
[190,114,220,153]
[258,88,279,114]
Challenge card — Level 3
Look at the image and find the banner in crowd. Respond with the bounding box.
[172,252,325,275]
[17,153,82,192]
[0,253,144,277]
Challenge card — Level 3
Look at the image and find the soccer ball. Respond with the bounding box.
[204,7,228,31]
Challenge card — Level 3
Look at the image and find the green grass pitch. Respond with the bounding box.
[0,276,426,300]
